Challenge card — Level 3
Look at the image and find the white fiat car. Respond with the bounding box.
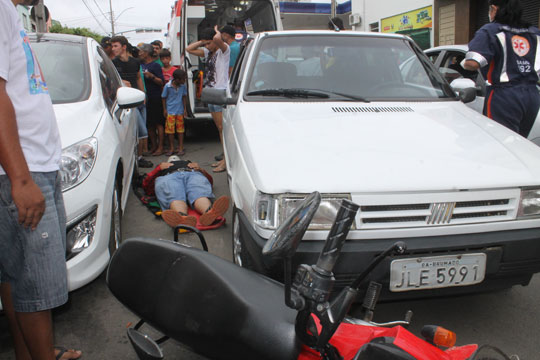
[30,34,145,291]
[204,30,540,300]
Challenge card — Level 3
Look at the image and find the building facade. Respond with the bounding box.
[16,4,33,32]
[434,0,540,46]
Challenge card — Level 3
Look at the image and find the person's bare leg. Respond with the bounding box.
[192,197,212,215]
[154,124,165,154]
[211,111,226,172]
[148,125,158,153]
[170,200,189,214]
[1,283,32,360]
[177,132,184,153]
[167,134,175,153]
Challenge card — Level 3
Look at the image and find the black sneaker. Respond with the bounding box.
[214,153,224,161]
[138,158,153,168]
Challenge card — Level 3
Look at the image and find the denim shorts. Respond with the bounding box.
[154,171,214,210]
[207,103,223,113]
[0,172,68,312]
[137,105,148,139]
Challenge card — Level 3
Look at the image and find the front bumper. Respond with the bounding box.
[236,210,540,300]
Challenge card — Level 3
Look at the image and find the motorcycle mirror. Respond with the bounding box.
[127,328,164,360]
[262,191,321,259]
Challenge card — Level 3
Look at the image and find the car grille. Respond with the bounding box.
[354,189,520,229]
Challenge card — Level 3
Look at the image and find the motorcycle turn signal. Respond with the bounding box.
[421,325,457,348]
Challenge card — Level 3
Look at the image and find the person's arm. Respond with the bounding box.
[462,60,481,71]
[0,79,45,229]
[162,97,168,118]
[186,40,207,57]
[136,68,145,92]
[213,26,229,54]
[146,64,164,87]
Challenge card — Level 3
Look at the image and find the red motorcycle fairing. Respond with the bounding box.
[298,321,478,360]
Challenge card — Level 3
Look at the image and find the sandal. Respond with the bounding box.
[165,150,174,156]
[55,346,82,360]
[176,149,185,155]
[212,164,226,173]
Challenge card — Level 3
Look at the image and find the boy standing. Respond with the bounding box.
[160,48,178,83]
[162,69,188,156]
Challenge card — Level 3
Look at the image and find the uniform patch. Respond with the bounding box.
[511,35,530,57]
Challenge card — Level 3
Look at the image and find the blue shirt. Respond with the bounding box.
[141,61,164,98]
[161,81,187,115]
[467,22,540,86]
[230,41,241,68]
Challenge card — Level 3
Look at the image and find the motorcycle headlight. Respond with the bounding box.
[253,192,354,230]
[60,138,97,192]
[517,188,540,218]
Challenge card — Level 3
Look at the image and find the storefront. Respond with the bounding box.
[380,5,433,49]
[434,0,539,46]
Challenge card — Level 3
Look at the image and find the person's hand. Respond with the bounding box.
[188,162,200,170]
[122,80,131,87]
[159,163,173,170]
[11,179,45,230]
[144,70,152,79]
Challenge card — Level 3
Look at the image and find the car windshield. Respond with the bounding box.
[246,35,455,101]
[31,40,90,104]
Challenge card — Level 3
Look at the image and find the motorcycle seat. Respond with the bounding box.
[107,237,300,360]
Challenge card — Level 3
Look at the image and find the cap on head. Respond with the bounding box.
[168,155,181,162]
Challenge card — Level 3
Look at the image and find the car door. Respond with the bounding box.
[96,47,137,207]
[434,49,486,113]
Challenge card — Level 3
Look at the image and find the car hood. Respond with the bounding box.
[234,101,540,193]
[53,99,104,148]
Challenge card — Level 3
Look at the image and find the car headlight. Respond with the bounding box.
[254,192,354,230]
[66,207,97,260]
[517,188,540,218]
[60,137,97,192]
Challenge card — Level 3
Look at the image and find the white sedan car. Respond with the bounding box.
[425,45,540,146]
[29,33,145,291]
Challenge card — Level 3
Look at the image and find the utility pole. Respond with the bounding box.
[331,0,336,19]
[109,0,115,36]
[35,0,47,33]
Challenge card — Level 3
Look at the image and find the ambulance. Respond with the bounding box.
[166,0,282,120]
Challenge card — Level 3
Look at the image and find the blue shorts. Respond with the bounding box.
[0,172,68,312]
[137,105,148,140]
[154,171,214,210]
[208,103,223,113]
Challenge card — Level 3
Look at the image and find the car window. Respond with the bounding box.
[426,51,440,64]
[439,51,479,84]
[246,35,454,101]
[30,40,90,104]
[97,47,122,112]
[230,40,252,94]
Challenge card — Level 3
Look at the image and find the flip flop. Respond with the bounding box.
[211,162,219,167]
[176,149,185,155]
[212,165,226,173]
[152,150,164,156]
[55,346,82,360]
[165,150,174,156]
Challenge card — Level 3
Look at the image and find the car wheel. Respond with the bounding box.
[232,207,253,269]
[108,181,122,257]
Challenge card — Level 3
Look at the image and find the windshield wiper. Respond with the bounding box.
[246,88,329,98]
[308,89,370,103]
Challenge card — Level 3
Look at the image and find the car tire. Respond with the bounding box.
[108,180,122,257]
[232,207,253,269]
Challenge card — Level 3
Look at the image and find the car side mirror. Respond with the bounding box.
[117,87,145,109]
[450,78,477,104]
[201,88,237,105]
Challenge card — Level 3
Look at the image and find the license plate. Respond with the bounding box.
[389,253,486,292]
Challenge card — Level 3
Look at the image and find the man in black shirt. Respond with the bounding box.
[111,36,152,167]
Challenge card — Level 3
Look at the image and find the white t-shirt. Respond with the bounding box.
[203,45,230,90]
[0,0,61,175]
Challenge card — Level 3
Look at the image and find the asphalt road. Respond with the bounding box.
[1,124,538,359]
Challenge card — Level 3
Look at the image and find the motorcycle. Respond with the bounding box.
[107,192,519,360]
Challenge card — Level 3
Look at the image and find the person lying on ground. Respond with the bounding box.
[143,155,229,227]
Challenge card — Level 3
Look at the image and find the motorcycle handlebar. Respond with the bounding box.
[315,199,360,275]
